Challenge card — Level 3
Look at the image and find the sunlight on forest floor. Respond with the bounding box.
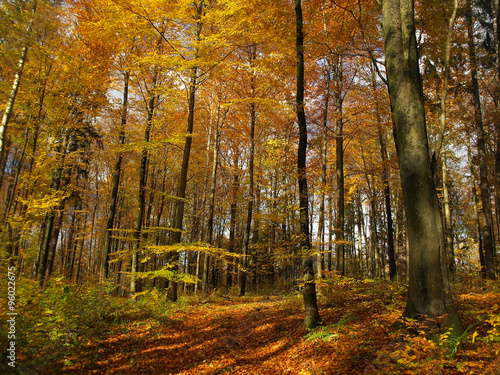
[2,277,500,374]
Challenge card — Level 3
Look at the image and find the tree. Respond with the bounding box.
[381,0,463,332]
[466,0,496,280]
[101,71,129,281]
[0,0,37,186]
[295,0,322,329]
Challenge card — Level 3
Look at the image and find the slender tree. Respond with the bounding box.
[101,71,129,281]
[296,0,322,329]
[169,1,205,302]
[466,0,496,280]
[0,0,37,184]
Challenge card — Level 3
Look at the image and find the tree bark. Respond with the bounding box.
[296,0,321,329]
[382,0,463,333]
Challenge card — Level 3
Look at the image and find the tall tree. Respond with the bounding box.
[0,0,37,185]
[466,0,496,280]
[381,0,463,332]
[295,0,322,329]
[169,1,205,302]
[130,67,158,295]
[101,71,129,281]
[239,45,258,297]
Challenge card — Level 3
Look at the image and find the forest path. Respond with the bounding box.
[46,293,393,374]
[34,283,500,374]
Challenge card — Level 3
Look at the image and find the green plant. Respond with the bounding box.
[472,305,500,354]
[438,326,471,359]
[304,313,354,342]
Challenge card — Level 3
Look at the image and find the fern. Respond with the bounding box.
[304,313,354,342]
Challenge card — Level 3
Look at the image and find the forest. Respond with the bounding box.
[1,0,500,373]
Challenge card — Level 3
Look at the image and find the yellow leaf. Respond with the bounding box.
[472,331,479,343]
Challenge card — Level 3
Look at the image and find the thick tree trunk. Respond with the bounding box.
[296,0,321,329]
[102,71,129,281]
[382,0,463,333]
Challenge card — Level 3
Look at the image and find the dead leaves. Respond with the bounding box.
[32,281,500,375]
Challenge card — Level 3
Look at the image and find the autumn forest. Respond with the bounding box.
[1,0,500,373]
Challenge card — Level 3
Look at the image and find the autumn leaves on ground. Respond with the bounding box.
[1,276,499,375]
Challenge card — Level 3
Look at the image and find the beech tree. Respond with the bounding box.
[382,0,463,332]
[295,0,322,329]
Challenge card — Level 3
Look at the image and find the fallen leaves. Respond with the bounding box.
[10,279,498,374]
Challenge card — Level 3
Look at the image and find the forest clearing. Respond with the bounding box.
[2,0,500,373]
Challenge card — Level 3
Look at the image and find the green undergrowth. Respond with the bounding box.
[0,277,189,373]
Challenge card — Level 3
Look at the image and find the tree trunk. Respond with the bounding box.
[240,97,256,297]
[371,66,397,280]
[131,71,157,295]
[468,141,486,275]
[227,168,239,289]
[36,135,69,286]
[382,0,463,333]
[466,0,496,280]
[317,68,330,278]
[494,0,500,257]
[333,54,345,276]
[170,4,204,302]
[296,0,321,329]
[442,154,455,281]
[203,108,221,293]
[0,1,37,185]
[101,71,129,281]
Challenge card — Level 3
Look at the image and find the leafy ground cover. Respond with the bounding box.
[2,276,500,374]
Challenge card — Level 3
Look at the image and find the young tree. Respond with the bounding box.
[381,0,463,332]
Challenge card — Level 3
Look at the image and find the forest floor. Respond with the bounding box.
[4,276,500,374]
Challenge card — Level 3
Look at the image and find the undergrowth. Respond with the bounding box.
[1,273,499,374]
